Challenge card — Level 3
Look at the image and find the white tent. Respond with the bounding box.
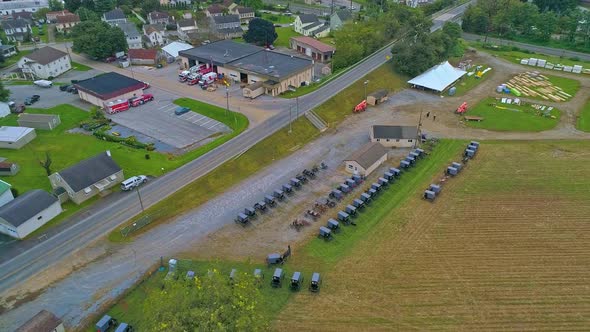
[0,103,10,118]
[407,61,467,92]
[162,41,193,58]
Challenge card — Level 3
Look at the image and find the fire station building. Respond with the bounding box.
[74,72,146,108]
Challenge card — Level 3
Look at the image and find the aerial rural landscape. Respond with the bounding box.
[0,0,589,330]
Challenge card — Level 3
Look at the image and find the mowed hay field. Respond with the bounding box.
[276,140,590,331]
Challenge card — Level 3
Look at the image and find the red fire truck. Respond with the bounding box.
[105,99,130,114]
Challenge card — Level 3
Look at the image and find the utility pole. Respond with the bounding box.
[288,106,292,134]
[296,96,299,119]
[225,87,229,117]
[136,186,145,213]
[363,80,369,101]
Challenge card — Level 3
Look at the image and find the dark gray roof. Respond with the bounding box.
[74,72,145,100]
[23,46,67,65]
[371,125,418,139]
[177,19,197,28]
[312,24,330,36]
[116,22,140,38]
[303,21,323,31]
[333,10,352,22]
[57,152,122,192]
[0,190,58,228]
[1,18,30,30]
[298,14,318,24]
[148,11,169,21]
[213,14,240,24]
[104,8,125,21]
[345,142,388,169]
[368,89,388,99]
[227,50,313,80]
[0,45,16,51]
[216,27,243,34]
[179,39,261,65]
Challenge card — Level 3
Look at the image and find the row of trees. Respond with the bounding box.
[71,21,128,59]
[462,0,590,51]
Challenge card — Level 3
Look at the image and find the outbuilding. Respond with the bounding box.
[128,48,158,65]
[289,36,335,62]
[17,113,61,130]
[243,81,264,99]
[0,179,14,207]
[344,142,388,176]
[0,126,36,149]
[161,41,193,59]
[367,89,388,106]
[0,190,62,239]
[0,161,19,176]
[74,72,146,108]
[369,125,418,148]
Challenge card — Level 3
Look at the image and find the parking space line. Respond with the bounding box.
[184,113,197,120]
[157,104,170,110]
[200,119,213,127]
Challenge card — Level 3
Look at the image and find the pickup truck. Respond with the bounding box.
[129,94,154,107]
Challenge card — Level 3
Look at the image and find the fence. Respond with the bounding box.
[119,210,166,238]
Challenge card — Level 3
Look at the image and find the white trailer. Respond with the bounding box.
[33,80,52,88]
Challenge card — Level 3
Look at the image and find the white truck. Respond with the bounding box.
[199,72,217,86]
[121,175,148,191]
[33,80,52,88]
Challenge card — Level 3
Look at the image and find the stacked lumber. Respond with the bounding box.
[502,72,572,102]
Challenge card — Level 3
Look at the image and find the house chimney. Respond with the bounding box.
[106,150,111,157]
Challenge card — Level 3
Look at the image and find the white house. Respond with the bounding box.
[0,190,62,239]
[1,19,32,42]
[18,46,71,79]
[369,125,418,148]
[293,14,330,38]
[344,142,388,176]
[116,22,142,49]
[0,180,14,208]
[0,0,48,16]
[143,24,167,47]
[0,126,37,149]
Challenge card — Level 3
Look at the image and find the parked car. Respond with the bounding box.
[24,96,39,105]
[70,87,78,94]
[175,106,190,115]
[105,56,116,63]
[59,84,71,91]
[10,104,25,113]
[31,95,40,102]
[66,85,76,93]
[121,175,148,191]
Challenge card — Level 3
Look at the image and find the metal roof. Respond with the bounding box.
[0,190,58,228]
[227,50,313,80]
[115,22,140,38]
[56,151,121,192]
[17,113,59,123]
[290,36,335,53]
[103,8,125,21]
[74,72,145,100]
[371,125,418,139]
[298,14,319,24]
[213,14,240,24]
[161,41,193,57]
[407,61,467,92]
[0,126,34,143]
[0,179,10,195]
[178,39,262,65]
[345,142,388,169]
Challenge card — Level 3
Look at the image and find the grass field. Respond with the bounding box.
[71,61,92,71]
[576,98,590,132]
[278,140,590,330]
[274,27,300,47]
[451,64,492,97]
[465,97,560,132]
[470,42,590,68]
[260,13,294,24]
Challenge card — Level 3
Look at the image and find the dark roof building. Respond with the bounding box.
[179,39,261,66]
[12,11,33,21]
[0,190,58,228]
[344,142,388,176]
[212,14,240,24]
[298,14,319,24]
[103,8,126,21]
[15,310,64,332]
[177,18,197,28]
[74,72,145,101]
[371,125,418,139]
[227,50,313,81]
[23,46,67,65]
[148,11,170,24]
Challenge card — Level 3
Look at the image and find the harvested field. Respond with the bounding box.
[276,140,590,331]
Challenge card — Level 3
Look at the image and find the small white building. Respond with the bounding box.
[0,126,36,149]
[18,46,71,79]
[0,180,14,208]
[0,190,62,240]
[143,24,167,47]
[0,102,10,118]
[344,142,388,176]
[161,41,193,59]
[369,125,418,148]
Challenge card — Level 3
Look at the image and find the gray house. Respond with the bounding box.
[0,45,17,58]
[17,113,61,130]
[116,22,142,49]
[48,151,124,205]
[1,18,32,42]
[330,10,352,30]
[0,190,62,239]
[212,15,242,39]
[103,8,127,26]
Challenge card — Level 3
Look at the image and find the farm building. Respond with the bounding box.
[0,190,62,239]
[17,113,61,130]
[74,72,146,108]
[408,61,466,93]
[179,40,314,96]
[243,81,264,99]
[367,89,388,106]
[344,142,388,176]
[0,126,36,149]
[128,48,158,65]
[369,125,417,148]
[48,151,123,205]
[0,162,19,176]
[0,179,14,207]
[289,36,335,62]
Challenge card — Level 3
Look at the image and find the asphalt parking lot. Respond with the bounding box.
[7,84,90,110]
[108,88,231,150]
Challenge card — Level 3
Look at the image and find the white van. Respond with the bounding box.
[121,175,148,191]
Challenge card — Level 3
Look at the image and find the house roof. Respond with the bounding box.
[148,11,169,21]
[291,36,335,53]
[56,13,80,24]
[177,18,197,28]
[46,10,70,17]
[17,113,59,123]
[0,190,58,228]
[237,6,254,14]
[23,46,67,65]
[74,72,145,101]
[56,151,122,193]
[303,21,323,31]
[227,50,313,80]
[161,41,193,57]
[371,125,418,140]
[312,24,330,36]
[128,48,158,60]
[345,142,388,169]
[1,18,30,30]
[216,27,243,35]
[207,4,224,14]
[333,10,352,22]
[407,61,467,92]
[116,22,140,38]
[104,8,125,21]
[0,179,10,195]
[178,39,261,65]
[368,89,388,99]
[143,23,165,34]
[0,126,34,143]
[12,12,33,20]
[0,45,16,51]
[213,14,240,24]
[298,14,319,24]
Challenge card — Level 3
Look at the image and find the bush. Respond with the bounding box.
[268,15,278,21]
[145,154,150,160]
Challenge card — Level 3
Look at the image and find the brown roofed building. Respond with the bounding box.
[344,142,388,176]
[16,310,65,332]
[128,48,158,65]
[17,46,71,79]
[206,4,224,17]
[148,11,170,25]
[55,13,80,33]
[46,10,70,22]
[290,36,335,62]
[369,125,418,148]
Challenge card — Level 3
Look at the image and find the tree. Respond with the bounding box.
[240,0,263,11]
[533,0,577,13]
[71,21,127,59]
[142,269,267,331]
[0,81,10,102]
[535,11,558,41]
[243,18,277,46]
[94,0,115,14]
[64,0,82,12]
[34,8,50,21]
[39,152,53,176]
[76,7,100,21]
[140,0,160,16]
[79,0,96,11]
[49,0,64,11]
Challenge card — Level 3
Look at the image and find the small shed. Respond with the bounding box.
[344,142,388,176]
[0,126,36,149]
[243,81,264,99]
[0,162,19,176]
[128,49,159,65]
[0,102,10,118]
[367,89,388,106]
[17,113,61,130]
[0,190,62,239]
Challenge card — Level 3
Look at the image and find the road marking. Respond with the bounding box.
[200,118,213,127]
[157,104,170,110]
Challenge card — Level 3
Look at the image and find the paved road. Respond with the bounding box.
[462,32,590,62]
[0,1,473,297]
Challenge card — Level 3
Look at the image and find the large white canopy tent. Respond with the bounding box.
[407,61,467,92]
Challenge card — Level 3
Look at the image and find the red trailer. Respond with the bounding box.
[106,99,130,114]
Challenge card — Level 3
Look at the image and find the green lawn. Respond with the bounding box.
[450,64,492,97]
[32,24,48,43]
[465,97,560,132]
[71,61,92,71]
[0,50,31,69]
[545,74,580,97]
[576,98,590,132]
[260,13,294,24]
[274,27,300,47]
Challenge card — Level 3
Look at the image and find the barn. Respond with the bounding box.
[0,189,62,239]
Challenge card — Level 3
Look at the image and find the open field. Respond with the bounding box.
[465,97,560,132]
[576,98,590,132]
[260,13,294,24]
[469,42,590,68]
[274,27,301,48]
[450,63,492,97]
[278,140,590,330]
